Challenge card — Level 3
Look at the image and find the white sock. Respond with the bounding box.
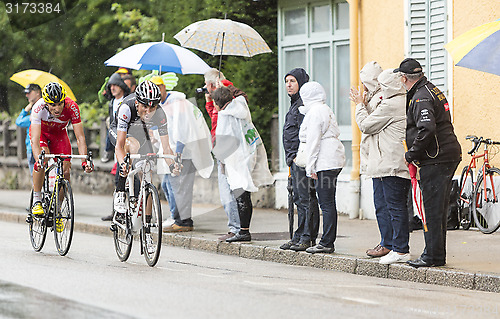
[33,191,42,203]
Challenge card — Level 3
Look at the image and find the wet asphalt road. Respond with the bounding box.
[0,221,499,319]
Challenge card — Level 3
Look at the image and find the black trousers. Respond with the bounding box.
[419,161,460,264]
[235,190,252,230]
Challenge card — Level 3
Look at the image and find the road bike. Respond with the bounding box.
[26,151,93,255]
[458,136,500,234]
[111,153,171,267]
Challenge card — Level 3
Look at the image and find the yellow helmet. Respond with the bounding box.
[42,82,67,103]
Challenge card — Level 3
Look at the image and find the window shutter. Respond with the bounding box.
[428,0,447,94]
[408,0,447,94]
[408,0,428,69]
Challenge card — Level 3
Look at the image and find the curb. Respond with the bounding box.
[2,211,499,293]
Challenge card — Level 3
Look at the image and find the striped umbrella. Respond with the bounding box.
[445,19,500,76]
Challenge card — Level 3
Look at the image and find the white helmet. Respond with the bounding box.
[135,80,161,107]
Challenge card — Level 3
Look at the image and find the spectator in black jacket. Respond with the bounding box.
[396,58,461,268]
[280,68,320,251]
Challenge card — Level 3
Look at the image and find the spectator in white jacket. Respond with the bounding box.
[353,68,411,264]
[298,81,345,254]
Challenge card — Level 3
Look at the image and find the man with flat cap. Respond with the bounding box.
[395,58,461,268]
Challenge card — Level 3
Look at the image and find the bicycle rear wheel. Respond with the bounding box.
[28,189,47,252]
[113,191,133,262]
[459,166,473,229]
[142,183,162,267]
[472,167,500,234]
[54,179,75,256]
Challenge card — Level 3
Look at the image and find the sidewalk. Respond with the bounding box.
[1,189,499,293]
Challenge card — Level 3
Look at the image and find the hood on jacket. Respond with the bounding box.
[220,95,250,120]
[284,68,310,89]
[377,68,406,99]
[107,73,131,97]
[298,81,326,114]
[285,68,310,102]
[359,61,383,94]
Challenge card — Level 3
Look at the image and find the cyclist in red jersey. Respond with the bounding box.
[30,82,93,216]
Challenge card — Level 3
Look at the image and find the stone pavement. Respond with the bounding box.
[1,189,499,293]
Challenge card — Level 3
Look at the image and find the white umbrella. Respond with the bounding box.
[104,40,210,75]
[174,18,272,70]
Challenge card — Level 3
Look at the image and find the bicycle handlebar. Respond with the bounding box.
[465,136,500,155]
[39,150,94,162]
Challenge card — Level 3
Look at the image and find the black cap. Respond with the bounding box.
[24,83,41,94]
[394,58,423,74]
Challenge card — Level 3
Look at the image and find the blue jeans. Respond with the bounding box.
[314,169,342,249]
[161,174,177,219]
[27,149,35,176]
[372,176,411,253]
[218,161,240,234]
[291,162,319,244]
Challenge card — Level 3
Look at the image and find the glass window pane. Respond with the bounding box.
[284,8,306,36]
[284,49,306,74]
[312,47,331,105]
[336,1,350,30]
[312,5,330,33]
[335,44,350,126]
[341,140,352,168]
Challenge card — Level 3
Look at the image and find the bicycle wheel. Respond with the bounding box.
[472,167,500,234]
[458,166,473,229]
[28,189,47,252]
[113,191,133,262]
[141,183,162,267]
[54,179,75,256]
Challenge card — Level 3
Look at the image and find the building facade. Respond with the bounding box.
[275,0,500,219]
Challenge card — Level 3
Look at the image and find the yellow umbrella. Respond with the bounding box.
[10,69,77,101]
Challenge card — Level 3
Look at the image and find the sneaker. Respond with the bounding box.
[101,213,113,221]
[163,218,175,227]
[101,151,113,163]
[379,251,411,264]
[290,242,311,252]
[163,223,194,232]
[113,192,127,215]
[31,202,44,216]
[226,232,251,242]
[279,240,297,250]
[55,218,64,233]
[305,244,334,254]
[145,233,155,254]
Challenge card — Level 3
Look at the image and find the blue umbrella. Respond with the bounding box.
[104,40,211,75]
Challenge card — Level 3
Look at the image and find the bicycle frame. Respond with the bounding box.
[113,154,172,234]
[460,137,499,215]
[42,154,90,215]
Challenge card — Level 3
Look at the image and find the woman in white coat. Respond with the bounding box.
[211,86,274,242]
[297,82,345,254]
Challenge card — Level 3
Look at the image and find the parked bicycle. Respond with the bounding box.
[26,151,93,255]
[458,135,500,234]
[111,153,171,267]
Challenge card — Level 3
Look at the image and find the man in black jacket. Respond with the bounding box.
[395,58,461,268]
[281,68,319,251]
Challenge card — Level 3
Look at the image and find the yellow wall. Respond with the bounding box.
[451,1,500,169]
[359,0,405,70]
[357,0,500,170]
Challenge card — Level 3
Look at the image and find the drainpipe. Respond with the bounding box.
[347,0,361,219]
